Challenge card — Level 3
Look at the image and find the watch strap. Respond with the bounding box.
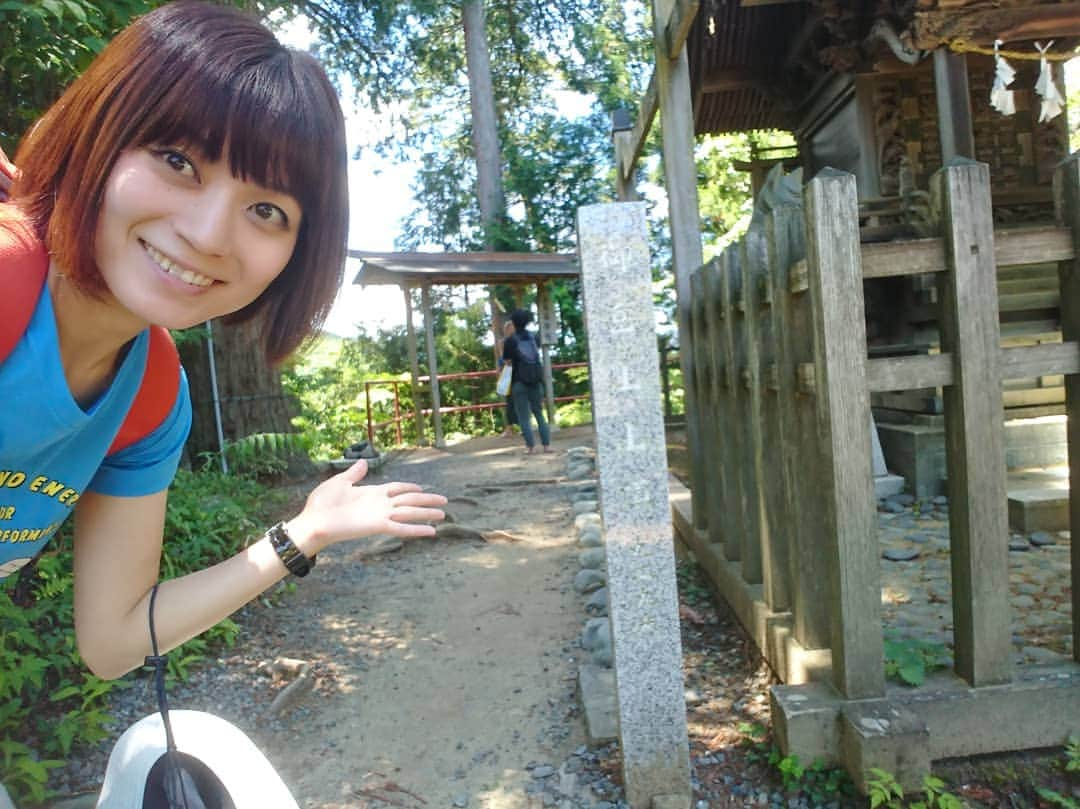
[266,521,315,577]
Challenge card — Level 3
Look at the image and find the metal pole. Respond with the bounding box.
[205,320,228,475]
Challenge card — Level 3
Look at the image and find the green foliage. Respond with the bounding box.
[1038,735,1080,809]
[0,467,281,805]
[883,632,950,686]
[0,0,161,150]
[218,431,308,479]
[867,769,966,809]
[735,721,855,803]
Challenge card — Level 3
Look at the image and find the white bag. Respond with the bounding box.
[496,364,512,396]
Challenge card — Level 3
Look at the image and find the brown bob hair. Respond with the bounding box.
[13,0,349,364]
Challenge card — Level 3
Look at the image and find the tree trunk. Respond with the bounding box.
[463,0,512,365]
[178,319,299,460]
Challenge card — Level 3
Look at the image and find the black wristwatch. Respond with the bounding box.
[266,521,316,577]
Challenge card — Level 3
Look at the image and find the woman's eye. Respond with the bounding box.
[156,149,196,178]
[251,202,289,228]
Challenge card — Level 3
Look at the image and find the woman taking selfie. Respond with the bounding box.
[0,0,446,687]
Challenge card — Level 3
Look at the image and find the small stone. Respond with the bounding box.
[1009,539,1030,552]
[579,547,606,569]
[1029,531,1056,547]
[574,569,606,594]
[452,795,469,808]
[882,547,920,562]
[532,765,556,779]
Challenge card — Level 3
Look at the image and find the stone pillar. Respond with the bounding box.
[577,201,691,809]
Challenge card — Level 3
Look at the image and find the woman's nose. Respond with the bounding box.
[175,186,235,257]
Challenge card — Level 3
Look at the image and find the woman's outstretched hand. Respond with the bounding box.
[287,459,447,555]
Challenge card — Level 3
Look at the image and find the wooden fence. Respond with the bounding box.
[673,158,1079,790]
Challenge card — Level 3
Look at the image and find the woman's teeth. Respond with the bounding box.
[144,243,214,287]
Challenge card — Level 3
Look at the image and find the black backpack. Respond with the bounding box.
[514,332,543,385]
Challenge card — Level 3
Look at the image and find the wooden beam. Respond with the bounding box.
[619,71,658,186]
[662,0,699,60]
[913,3,1080,49]
[402,285,426,446]
[741,0,802,6]
[700,70,760,94]
[933,50,975,162]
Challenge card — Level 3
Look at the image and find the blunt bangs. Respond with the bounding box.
[126,15,342,214]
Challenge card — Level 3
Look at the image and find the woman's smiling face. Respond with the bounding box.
[93,145,303,330]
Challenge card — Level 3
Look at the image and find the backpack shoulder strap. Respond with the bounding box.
[0,207,181,456]
[107,326,181,456]
[0,211,49,364]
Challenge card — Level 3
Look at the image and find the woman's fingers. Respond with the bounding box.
[389,506,446,525]
[389,490,447,508]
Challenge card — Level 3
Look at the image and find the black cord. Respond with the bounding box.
[145,583,193,808]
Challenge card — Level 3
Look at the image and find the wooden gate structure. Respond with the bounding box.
[672,157,1079,787]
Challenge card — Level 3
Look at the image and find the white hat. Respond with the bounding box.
[96,711,299,808]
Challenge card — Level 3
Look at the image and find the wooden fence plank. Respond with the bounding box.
[1052,156,1080,663]
[866,354,954,391]
[771,205,832,650]
[935,160,1012,687]
[805,169,884,699]
[999,342,1080,379]
[719,248,747,563]
[860,226,1074,279]
[737,237,764,586]
[702,259,733,550]
[690,267,716,543]
[756,214,792,613]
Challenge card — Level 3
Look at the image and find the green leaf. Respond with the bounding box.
[40,0,63,19]
[898,660,926,686]
[62,0,86,23]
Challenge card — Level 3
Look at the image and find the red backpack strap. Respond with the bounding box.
[107,326,181,455]
[0,210,49,364]
[0,207,180,455]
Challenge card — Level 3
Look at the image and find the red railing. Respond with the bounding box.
[362,362,591,445]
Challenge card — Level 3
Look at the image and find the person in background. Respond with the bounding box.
[502,308,552,455]
[496,319,518,437]
[0,0,446,685]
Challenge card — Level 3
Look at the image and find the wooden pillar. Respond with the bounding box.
[735,238,763,585]
[421,285,444,448]
[762,205,800,618]
[689,268,714,545]
[403,285,426,446]
[772,205,832,651]
[613,128,641,202]
[804,169,884,699]
[748,223,789,613]
[933,49,975,162]
[537,281,558,430]
[1052,156,1080,662]
[934,159,1011,686]
[653,0,705,530]
[718,249,745,563]
[700,260,730,551]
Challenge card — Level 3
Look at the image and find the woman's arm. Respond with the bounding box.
[73,459,445,679]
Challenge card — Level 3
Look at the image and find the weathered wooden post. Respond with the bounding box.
[537,281,559,429]
[934,158,1011,686]
[702,259,732,551]
[577,201,691,809]
[420,285,445,449]
[1052,155,1080,662]
[772,205,831,653]
[737,234,765,586]
[689,268,714,543]
[803,169,884,698]
[718,248,746,563]
[402,285,426,446]
[751,216,790,613]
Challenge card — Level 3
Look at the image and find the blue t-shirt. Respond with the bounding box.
[0,287,191,579]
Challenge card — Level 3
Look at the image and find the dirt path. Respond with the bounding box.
[170,428,595,809]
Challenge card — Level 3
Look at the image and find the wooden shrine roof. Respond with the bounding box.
[687,0,1080,136]
[349,250,579,287]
